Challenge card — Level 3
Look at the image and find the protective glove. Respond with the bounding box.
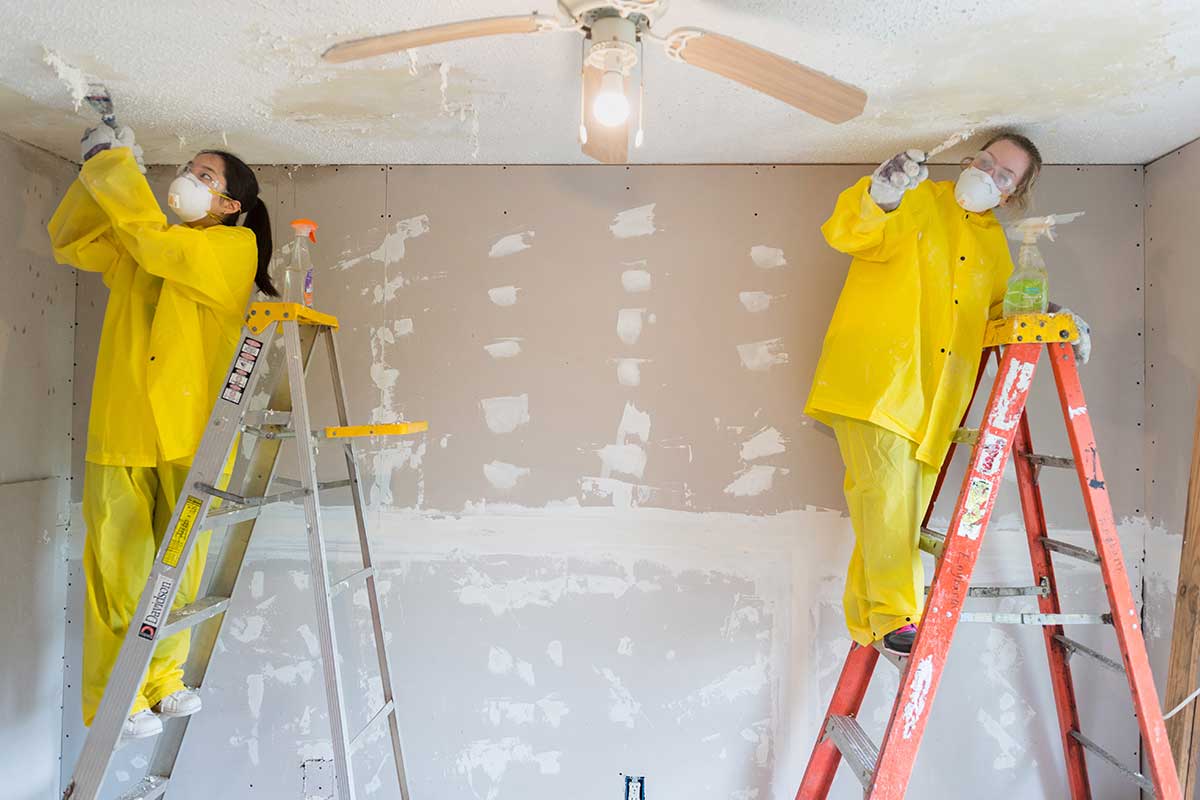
[80,126,146,173]
[869,149,929,212]
[1058,307,1092,365]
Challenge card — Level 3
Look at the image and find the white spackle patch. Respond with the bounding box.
[516,660,536,687]
[616,402,651,443]
[546,640,564,667]
[43,49,89,110]
[488,647,514,676]
[247,673,265,719]
[488,286,519,306]
[484,461,530,490]
[740,427,786,461]
[395,318,414,336]
[725,465,787,497]
[484,339,522,359]
[616,358,646,387]
[456,565,657,616]
[598,444,648,480]
[230,615,265,643]
[978,707,1023,770]
[480,394,530,434]
[622,269,653,293]
[596,667,641,728]
[738,718,773,767]
[369,439,426,508]
[249,570,264,599]
[901,655,934,739]
[115,770,129,783]
[537,695,570,727]
[610,204,657,239]
[289,570,309,590]
[455,738,563,797]
[732,790,760,800]
[737,339,790,371]
[692,657,768,707]
[738,291,771,313]
[488,231,534,258]
[617,636,634,656]
[750,245,787,269]
[297,624,320,657]
[339,214,431,270]
[616,309,645,345]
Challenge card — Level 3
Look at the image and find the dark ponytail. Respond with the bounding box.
[200,149,279,297]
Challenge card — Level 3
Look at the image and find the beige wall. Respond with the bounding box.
[0,133,78,800]
[64,161,1158,799]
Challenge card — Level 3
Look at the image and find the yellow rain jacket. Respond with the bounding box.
[48,148,256,466]
[805,176,1014,467]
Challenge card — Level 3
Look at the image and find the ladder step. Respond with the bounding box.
[1023,453,1076,469]
[918,526,945,558]
[1054,634,1126,675]
[195,483,310,508]
[204,502,263,528]
[272,478,352,492]
[113,774,169,800]
[1041,537,1101,564]
[330,566,375,599]
[241,409,292,427]
[925,580,1051,599]
[823,715,878,788]
[952,427,979,445]
[350,700,395,752]
[161,595,231,639]
[1070,730,1155,793]
[959,612,1112,626]
[324,422,429,439]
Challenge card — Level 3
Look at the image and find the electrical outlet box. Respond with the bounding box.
[624,774,645,800]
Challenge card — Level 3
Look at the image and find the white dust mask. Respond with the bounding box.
[167,172,216,222]
[954,167,1003,213]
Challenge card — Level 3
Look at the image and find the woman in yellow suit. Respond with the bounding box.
[806,133,1085,655]
[49,126,278,738]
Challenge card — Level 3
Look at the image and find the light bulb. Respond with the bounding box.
[592,70,629,127]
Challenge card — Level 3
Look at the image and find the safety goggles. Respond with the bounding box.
[176,161,233,199]
[960,151,1019,194]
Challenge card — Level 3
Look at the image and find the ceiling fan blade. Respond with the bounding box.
[323,14,554,64]
[665,30,866,123]
[581,65,629,165]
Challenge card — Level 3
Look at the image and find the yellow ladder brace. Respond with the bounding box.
[325,422,429,439]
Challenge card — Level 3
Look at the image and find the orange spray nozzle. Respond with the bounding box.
[290,217,318,243]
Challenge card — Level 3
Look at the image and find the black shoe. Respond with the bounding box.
[882,624,917,656]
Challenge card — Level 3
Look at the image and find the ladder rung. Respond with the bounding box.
[1041,537,1101,564]
[1054,634,1126,675]
[871,642,908,671]
[330,566,375,599]
[324,422,429,439]
[926,580,1051,599]
[823,715,878,788]
[350,700,395,752]
[114,774,169,800]
[959,612,1112,626]
[196,483,309,508]
[1070,730,1155,792]
[242,409,292,426]
[1024,453,1076,469]
[272,478,353,492]
[919,526,945,558]
[952,427,979,445]
[161,595,231,639]
[204,502,263,527]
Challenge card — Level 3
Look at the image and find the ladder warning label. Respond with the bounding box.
[137,573,174,641]
[222,337,263,405]
[164,496,203,568]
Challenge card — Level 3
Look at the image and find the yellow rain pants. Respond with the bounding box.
[48,147,256,724]
[830,416,940,645]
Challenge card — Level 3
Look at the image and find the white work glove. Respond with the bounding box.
[1058,307,1092,366]
[80,126,146,173]
[869,149,929,212]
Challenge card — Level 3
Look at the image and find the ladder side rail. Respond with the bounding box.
[324,328,412,799]
[869,343,1043,799]
[795,643,881,800]
[284,323,358,800]
[1012,410,1092,798]
[1049,343,1182,799]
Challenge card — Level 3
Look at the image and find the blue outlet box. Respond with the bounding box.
[624,775,645,800]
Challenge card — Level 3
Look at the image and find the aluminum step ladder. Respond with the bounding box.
[63,303,425,800]
[796,312,1182,799]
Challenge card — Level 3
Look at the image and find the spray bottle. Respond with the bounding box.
[1002,212,1084,317]
[282,218,318,307]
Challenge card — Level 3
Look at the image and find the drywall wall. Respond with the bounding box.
[63,160,1154,799]
[2,1,1200,165]
[0,132,78,800]
[1145,135,1200,792]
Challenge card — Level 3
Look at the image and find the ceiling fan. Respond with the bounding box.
[323,0,868,164]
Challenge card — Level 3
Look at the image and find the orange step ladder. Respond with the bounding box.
[796,313,1182,799]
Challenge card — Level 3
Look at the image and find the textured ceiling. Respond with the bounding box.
[2,0,1200,165]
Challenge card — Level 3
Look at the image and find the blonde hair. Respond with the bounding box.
[981,131,1042,211]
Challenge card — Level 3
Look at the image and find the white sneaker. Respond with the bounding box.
[156,688,202,719]
[122,710,163,739]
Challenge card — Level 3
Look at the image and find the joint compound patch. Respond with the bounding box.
[958,478,993,540]
[163,496,203,567]
[221,336,263,405]
[901,655,934,739]
[138,573,174,641]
